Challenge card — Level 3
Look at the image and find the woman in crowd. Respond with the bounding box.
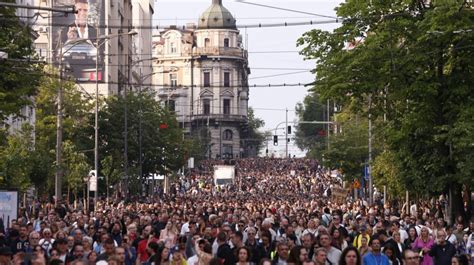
[383,244,400,265]
[412,226,434,265]
[331,228,348,251]
[287,245,309,265]
[338,246,361,265]
[236,246,253,265]
[159,222,179,249]
[153,246,170,265]
[404,226,418,249]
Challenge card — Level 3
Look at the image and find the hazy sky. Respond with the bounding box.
[154,0,344,156]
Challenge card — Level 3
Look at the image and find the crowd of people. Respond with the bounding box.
[0,157,472,265]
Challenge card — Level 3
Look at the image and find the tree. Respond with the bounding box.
[298,0,474,220]
[242,107,266,157]
[98,92,186,194]
[32,67,93,195]
[321,112,370,181]
[0,124,35,192]
[295,94,328,161]
[0,2,42,124]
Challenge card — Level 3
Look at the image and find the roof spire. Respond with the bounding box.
[212,0,222,5]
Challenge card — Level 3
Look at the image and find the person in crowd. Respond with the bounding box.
[331,228,347,251]
[159,222,178,249]
[313,248,327,265]
[362,238,390,265]
[236,246,253,265]
[405,226,419,249]
[383,244,400,265]
[429,230,456,265]
[0,157,466,265]
[96,238,116,261]
[153,246,170,265]
[402,249,421,265]
[451,255,469,265]
[288,245,309,265]
[338,246,361,265]
[272,241,290,264]
[412,226,435,265]
[320,233,341,265]
[216,231,235,265]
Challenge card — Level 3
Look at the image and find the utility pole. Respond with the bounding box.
[123,58,130,199]
[368,95,373,205]
[94,31,99,209]
[327,99,330,151]
[55,35,64,206]
[285,108,288,158]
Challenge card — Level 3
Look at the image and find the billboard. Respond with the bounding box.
[0,190,19,230]
[52,0,104,82]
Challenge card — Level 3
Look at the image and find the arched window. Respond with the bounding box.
[204,38,210,47]
[224,38,229,48]
[223,129,233,140]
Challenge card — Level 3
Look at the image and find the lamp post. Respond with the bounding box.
[55,30,136,207]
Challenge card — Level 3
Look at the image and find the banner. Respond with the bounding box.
[89,170,97,192]
[0,190,19,230]
[52,0,104,82]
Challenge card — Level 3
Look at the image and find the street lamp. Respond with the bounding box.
[54,30,136,207]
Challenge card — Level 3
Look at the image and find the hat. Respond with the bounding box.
[56,238,68,244]
[0,247,12,256]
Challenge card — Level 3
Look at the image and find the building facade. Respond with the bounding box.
[152,0,251,159]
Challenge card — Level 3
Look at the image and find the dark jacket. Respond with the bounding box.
[217,243,236,265]
[429,241,456,265]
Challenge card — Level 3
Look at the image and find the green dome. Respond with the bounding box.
[198,0,237,30]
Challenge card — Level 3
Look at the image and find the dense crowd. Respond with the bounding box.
[0,158,472,265]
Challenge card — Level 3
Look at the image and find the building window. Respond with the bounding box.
[224,72,230,87]
[170,73,177,87]
[166,100,175,112]
[203,72,210,87]
[204,38,210,47]
[223,144,233,159]
[224,38,229,47]
[203,99,211,115]
[223,129,233,140]
[223,99,230,115]
[170,42,177,53]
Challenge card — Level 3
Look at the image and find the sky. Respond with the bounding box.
[154,0,344,156]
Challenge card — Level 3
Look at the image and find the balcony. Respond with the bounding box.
[194,47,247,58]
[191,113,247,122]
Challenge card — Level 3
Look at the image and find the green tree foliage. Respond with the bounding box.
[322,112,369,181]
[31,68,93,194]
[298,0,473,218]
[0,2,42,124]
[295,94,327,160]
[244,107,266,156]
[99,93,186,186]
[0,125,35,191]
[63,140,89,200]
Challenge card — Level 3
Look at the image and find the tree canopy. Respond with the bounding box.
[296,0,473,219]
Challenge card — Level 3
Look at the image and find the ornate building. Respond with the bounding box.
[152,0,251,159]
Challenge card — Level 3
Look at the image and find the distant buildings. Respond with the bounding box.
[5,0,154,132]
[152,0,253,159]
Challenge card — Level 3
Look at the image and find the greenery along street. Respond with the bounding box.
[295,0,473,220]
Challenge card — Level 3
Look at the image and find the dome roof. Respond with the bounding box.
[198,0,237,30]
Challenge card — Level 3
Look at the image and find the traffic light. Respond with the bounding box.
[287,126,292,134]
[273,135,278,146]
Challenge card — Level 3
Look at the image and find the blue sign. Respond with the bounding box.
[364,164,370,181]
